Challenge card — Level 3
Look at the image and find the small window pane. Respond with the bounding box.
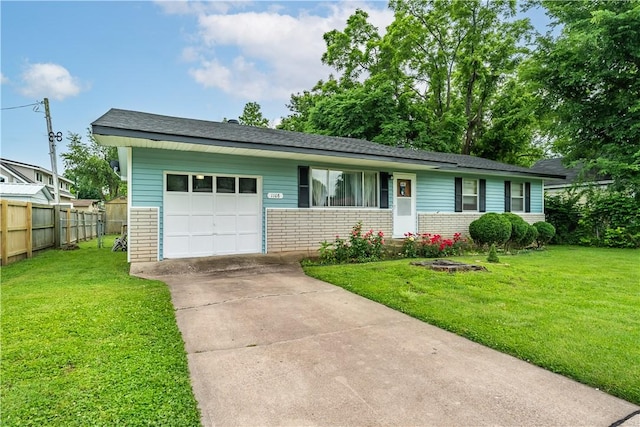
[167,174,189,192]
[312,169,328,207]
[463,179,477,195]
[193,175,213,192]
[216,176,235,193]
[364,172,378,207]
[463,196,477,211]
[239,178,257,194]
[511,183,524,198]
[512,198,524,212]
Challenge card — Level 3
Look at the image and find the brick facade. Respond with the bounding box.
[418,212,546,238]
[129,207,159,262]
[266,209,393,253]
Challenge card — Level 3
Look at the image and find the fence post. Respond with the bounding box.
[26,202,33,259]
[66,208,71,245]
[54,205,61,248]
[1,200,8,265]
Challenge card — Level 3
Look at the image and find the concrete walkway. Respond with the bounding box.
[132,255,639,427]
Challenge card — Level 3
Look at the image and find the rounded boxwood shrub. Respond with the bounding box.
[533,221,556,247]
[469,213,512,247]
[501,213,529,250]
[520,224,539,248]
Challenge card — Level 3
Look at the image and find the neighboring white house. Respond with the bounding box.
[0,158,75,204]
[0,183,54,205]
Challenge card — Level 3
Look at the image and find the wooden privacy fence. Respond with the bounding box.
[0,200,103,265]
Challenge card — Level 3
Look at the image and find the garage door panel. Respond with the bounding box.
[215,215,237,231]
[237,196,260,212]
[191,195,214,212]
[190,215,214,233]
[238,236,260,252]
[215,196,236,214]
[165,194,190,212]
[164,235,190,258]
[237,215,259,233]
[166,215,190,233]
[216,235,238,254]
[190,235,215,256]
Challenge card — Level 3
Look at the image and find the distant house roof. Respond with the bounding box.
[0,158,74,185]
[531,158,612,188]
[73,199,100,208]
[92,109,564,179]
[0,183,54,202]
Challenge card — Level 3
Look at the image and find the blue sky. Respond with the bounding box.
[1,1,550,173]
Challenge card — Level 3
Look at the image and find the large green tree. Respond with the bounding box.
[238,102,269,127]
[280,1,540,165]
[62,131,125,200]
[528,0,640,191]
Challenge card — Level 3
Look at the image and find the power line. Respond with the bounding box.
[1,101,42,111]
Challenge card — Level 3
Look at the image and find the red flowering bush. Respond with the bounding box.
[319,222,385,264]
[401,232,467,258]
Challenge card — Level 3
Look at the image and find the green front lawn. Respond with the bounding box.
[1,238,200,426]
[304,246,640,404]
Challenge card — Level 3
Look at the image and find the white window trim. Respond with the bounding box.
[310,167,379,208]
[462,178,479,212]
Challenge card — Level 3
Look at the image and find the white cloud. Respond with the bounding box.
[19,63,83,100]
[165,1,394,103]
[0,73,8,84]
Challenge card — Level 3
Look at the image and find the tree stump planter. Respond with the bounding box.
[410,259,487,272]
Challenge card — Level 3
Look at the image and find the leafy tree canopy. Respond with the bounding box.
[280,0,542,166]
[61,131,126,201]
[526,0,640,192]
[238,102,270,127]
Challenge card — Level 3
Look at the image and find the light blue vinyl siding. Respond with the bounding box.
[414,171,544,213]
[485,177,506,212]
[416,172,455,212]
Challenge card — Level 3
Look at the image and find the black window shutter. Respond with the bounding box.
[298,166,310,208]
[479,179,486,212]
[454,177,463,212]
[525,182,531,213]
[379,172,389,209]
[504,181,511,212]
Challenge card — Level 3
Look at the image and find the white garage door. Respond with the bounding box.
[164,173,261,259]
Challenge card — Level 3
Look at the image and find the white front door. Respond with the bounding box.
[393,173,416,237]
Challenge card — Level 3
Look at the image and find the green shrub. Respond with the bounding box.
[469,213,512,248]
[533,221,556,247]
[487,243,500,263]
[521,224,539,248]
[501,213,529,251]
[545,189,640,248]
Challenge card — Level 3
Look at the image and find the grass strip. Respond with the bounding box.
[304,246,640,405]
[1,237,200,426]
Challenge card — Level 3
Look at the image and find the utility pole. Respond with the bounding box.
[44,98,61,204]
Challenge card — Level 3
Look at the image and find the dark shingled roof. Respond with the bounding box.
[531,158,608,186]
[92,109,563,179]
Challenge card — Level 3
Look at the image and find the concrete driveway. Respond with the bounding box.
[133,255,639,427]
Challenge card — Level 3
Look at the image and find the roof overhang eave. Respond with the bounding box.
[93,132,446,171]
[93,128,561,180]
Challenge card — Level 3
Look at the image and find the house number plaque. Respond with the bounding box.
[267,193,284,199]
